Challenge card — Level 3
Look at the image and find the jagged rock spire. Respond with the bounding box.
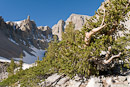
[27,15,30,21]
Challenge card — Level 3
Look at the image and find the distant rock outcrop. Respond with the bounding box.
[52,14,91,40]
[0,16,52,59]
[38,26,52,39]
[65,14,91,30]
[52,20,65,40]
[6,16,50,49]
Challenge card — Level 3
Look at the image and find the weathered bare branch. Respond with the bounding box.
[103,52,122,64]
[84,7,106,46]
[85,24,106,46]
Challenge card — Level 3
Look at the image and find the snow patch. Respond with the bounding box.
[0,57,33,70]
[8,38,19,45]
[14,20,23,26]
[22,63,34,70]
[0,57,11,63]
[14,46,46,64]
[31,46,46,60]
[0,46,46,70]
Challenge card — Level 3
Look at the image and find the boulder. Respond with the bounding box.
[41,73,62,87]
[86,77,103,87]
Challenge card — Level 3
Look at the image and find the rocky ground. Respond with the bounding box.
[0,62,9,82]
[1,63,130,87]
[38,73,130,87]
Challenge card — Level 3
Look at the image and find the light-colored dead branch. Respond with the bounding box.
[103,52,122,64]
[85,24,106,46]
[84,8,106,46]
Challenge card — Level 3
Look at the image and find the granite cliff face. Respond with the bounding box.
[52,20,65,40]
[52,14,91,40]
[65,14,91,30]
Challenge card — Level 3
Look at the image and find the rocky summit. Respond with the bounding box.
[52,14,91,40]
[0,16,52,59]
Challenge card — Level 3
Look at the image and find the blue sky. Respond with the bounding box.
[0,0,104,27]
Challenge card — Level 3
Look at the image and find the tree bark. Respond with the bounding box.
[84,24,106,46]
[84,8,106,46]
[103,52,122,64]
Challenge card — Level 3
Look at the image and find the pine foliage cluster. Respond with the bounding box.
[42,0,130,77]
[0,0,130,86]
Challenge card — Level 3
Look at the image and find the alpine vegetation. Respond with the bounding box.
[0,0,130,86]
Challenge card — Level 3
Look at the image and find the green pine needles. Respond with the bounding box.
[0,0,130,86]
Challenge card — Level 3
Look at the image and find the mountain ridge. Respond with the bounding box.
[0,16,51,62]
[0,10,130,63]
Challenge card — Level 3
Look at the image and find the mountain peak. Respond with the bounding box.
[65,13,91,30]
[70,13,87,17]
[69,13,91,18]
[52,13,91,40]
[27,15,30,21]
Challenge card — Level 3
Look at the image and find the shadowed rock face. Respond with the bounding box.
[0,16,51,59]
[38,26,52,39]
[0,17,23,58]
[0,30,23,58]
[52,14,91,40]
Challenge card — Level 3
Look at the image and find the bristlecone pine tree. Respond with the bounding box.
[1,0,130,86]
[83,0,130,70]
[44,0,130,77]
[7,59,16,76]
